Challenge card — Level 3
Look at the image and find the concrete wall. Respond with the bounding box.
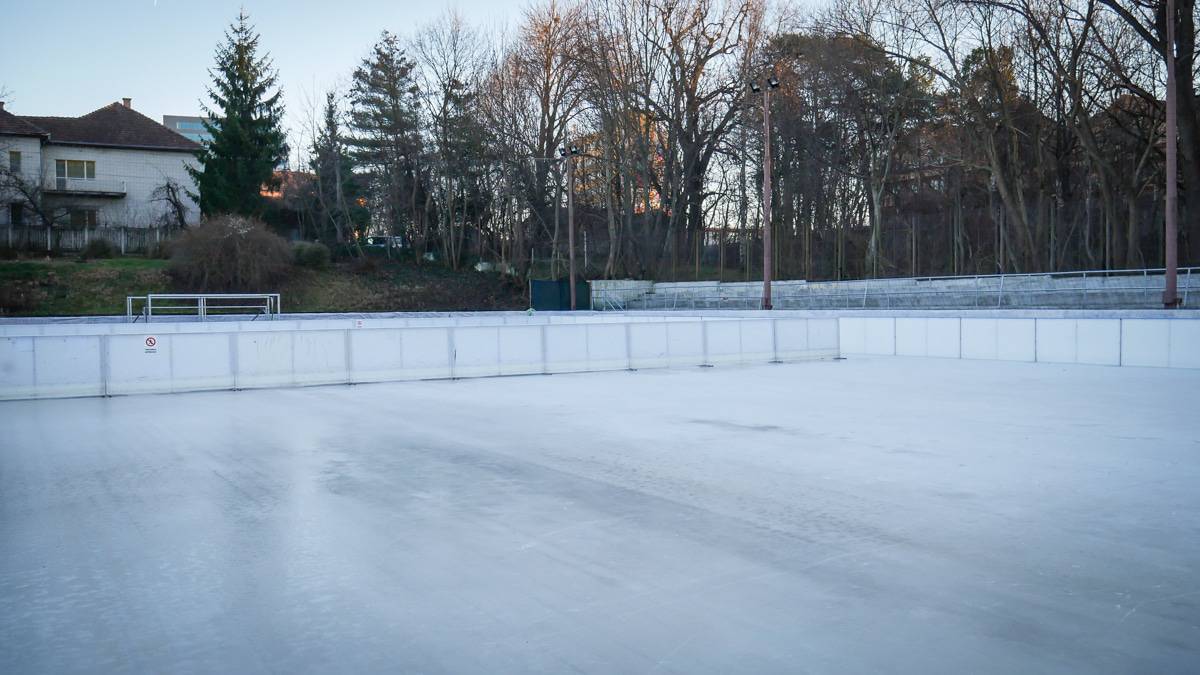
[0,316,839,400]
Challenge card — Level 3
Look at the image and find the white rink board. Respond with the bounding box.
[0,315,838,400]
[838,314,1199,369]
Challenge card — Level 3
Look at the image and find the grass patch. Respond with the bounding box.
[0,257,526,316]
[0,258,171,316]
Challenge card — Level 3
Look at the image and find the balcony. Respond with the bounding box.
[43,177,127,198]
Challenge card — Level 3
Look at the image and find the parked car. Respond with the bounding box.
[364,235,405,249]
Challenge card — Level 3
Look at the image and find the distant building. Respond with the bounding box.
[0,98,201,228]
[162,115,214,144]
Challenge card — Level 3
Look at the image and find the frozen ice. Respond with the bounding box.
[1,357,1198,673]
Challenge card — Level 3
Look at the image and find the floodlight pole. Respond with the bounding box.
[761,84,774,311]
[567,151,577,310]
[1163,0,1180,308]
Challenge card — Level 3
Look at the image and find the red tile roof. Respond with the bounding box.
[7,102,200,152]
[0,108,48,138]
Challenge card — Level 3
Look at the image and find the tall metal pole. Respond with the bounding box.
[568,153,577,310]
[761,86,773,310]
[1163,0,1180,308]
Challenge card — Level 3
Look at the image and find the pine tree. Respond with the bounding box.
[190,11,288,217]
[309,92,366,242]
[347,31,423,243]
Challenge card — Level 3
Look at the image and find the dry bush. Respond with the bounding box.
[78,238,115,261]
[293,241,331,270]
[169,215,293,292]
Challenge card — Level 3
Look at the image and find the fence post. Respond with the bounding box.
[120,227,126,255]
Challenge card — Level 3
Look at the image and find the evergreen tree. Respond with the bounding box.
[347,31,423,241]
[309,92,367,242]
[190,11,288,217]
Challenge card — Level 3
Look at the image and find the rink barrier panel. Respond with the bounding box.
[0,317,840,400]
[836,316,1200,368]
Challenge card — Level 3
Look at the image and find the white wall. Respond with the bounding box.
[39,145,200,227]
[0,136,44,225]
[0,316,840,400]
[838,315,1200,369]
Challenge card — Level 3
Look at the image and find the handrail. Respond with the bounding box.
[127,293,281,322]
[591,267,1200,311]
[592,273,1200,309]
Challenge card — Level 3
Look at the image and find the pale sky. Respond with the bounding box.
[3,0,526,159]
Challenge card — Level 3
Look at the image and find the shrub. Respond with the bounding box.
[78,238,115,261]
[351,255,380,274]
[169,214,293,292]
[146,239,176,260]
[0,280,45,314]
[293,241,331,270]
[0,245,18,261]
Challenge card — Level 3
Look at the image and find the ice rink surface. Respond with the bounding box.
[2,356,1198,673]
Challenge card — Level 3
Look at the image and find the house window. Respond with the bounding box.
[7,151,20,173]
[55,159,96,181]
[69,208,98,227]
[9,203,23,226]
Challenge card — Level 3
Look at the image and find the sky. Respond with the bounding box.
[3,0,527,161]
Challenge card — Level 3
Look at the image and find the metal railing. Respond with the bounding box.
[127,293,281,322]
[44,177,127,195]
[593,267,1197,311]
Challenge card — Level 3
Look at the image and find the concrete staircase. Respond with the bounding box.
[591,269,1200,310]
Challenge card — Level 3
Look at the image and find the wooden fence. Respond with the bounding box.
[1,225,172,255]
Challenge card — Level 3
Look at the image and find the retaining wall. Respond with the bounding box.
[0,315,839,400]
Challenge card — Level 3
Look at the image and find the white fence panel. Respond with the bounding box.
[1169,321,1200,368]
[544,324,589,373]
[293,331,348,386]
[961,319,998,360]
[704,321,743,365]
[350,329,405,383]
[740,320,775,362]
[400,328,453,380]
[666,322,706,367]
[628,323,669,369]
[1035,319,1075,363]
[996,320,1036,361]
[1074,319,1121,366]
[0,338,38,399]
[498,325,544,376]
[585,324,628,371]
[453,327,502,378]
[774,319,810,360]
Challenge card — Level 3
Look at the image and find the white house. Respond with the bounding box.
[0,98,201,229]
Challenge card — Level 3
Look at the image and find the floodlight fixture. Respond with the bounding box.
[749,81,762,93]
[767,76,780,89]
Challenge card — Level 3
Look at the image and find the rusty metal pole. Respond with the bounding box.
[762,86,773,310]
[568,152,577,310]
[1163,0,1180,308]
